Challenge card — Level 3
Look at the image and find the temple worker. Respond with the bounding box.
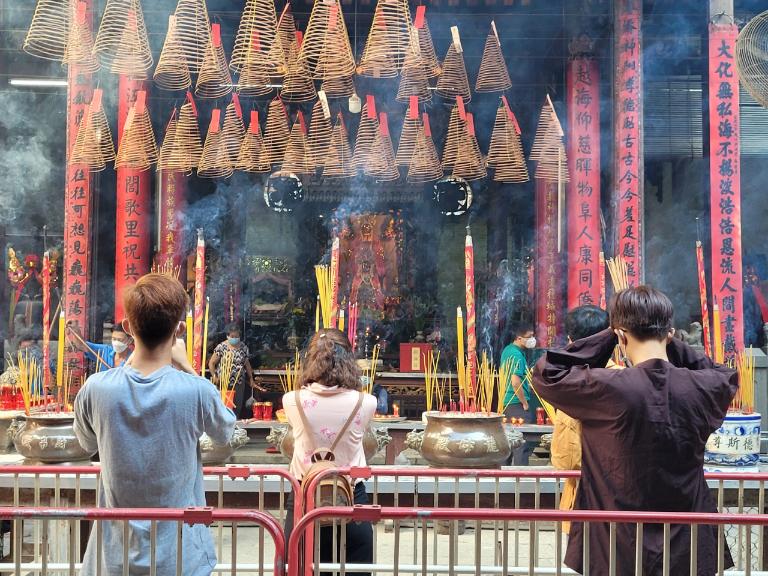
[74,274,236,576]
[533,286,737,575]
[282,328,377,576]
[500,322,536,464]
[209,323,263,419]
[68,321,132,371]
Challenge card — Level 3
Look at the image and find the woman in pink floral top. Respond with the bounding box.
[283,328,377,576]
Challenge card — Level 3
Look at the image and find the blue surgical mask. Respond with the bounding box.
[228,337,240,346]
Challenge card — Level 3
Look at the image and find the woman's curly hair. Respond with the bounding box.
[298,328,361,390]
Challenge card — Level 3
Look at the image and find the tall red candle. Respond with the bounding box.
[330,236,340,329]
[41,251,51,393]
[192,230,206,374]
[464,227,477,403]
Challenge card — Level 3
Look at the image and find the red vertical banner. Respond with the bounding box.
[115,77,151,322]
[708,24,744,358]
[158,170,187,270]
[536,179,563,347]
[614,0,643,285]
[567,57,601,308]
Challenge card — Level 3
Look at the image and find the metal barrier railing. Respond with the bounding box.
[288,505,768,576]
[0,505,285,576]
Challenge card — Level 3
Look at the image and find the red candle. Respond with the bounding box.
[464,227,477,408]
[330,236,340,328]
[41,251,51,397]
[192,229,206,374]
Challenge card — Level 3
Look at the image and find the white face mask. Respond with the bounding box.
[524,337,537,349]
[112,339,129,354]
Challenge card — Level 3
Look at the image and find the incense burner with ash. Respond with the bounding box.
[405,411,524,469]
[267,423,391,462]
[199,425,249,465]
[10,413,95,463]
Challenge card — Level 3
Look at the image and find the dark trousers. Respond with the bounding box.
[505,403,534,465]
[285,482,373,576]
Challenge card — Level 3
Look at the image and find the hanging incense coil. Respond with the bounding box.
[436,44,471,103]
[353,103,379,172]
[196,25,233,99]
[396,113,420,166]
[298,0,356,80]
[736,10,768,109]
[170,101,204,171]
[157,114,180,171]
[23,0,70,61]
[94,0,153,76]
[64,1,100,72]
[231,0,283,75]
[396,35,431,104]
[487,104,528,183]
[530,99,569,182]
[222,100,246,166]
[323,114,355,178]
[416,15,441,78]
[199,111,234,178]
[72,94,115,171]
[441,105,465,170]
[357,0,413,78]
[407,123,442,183]
[237,48,274,97]
[280,42,317,103]
[154,14,192,91]
[172,0,210,74]
[475,32,512,93]
[452,119,486,181]
[365,118,399,181]
[273,5,296,70]
[115,103,158,171]
[282,115,313,175]
[321,75,355,99]
[237,115,271,173]
[308,100,332,169]
[260,98,290,166]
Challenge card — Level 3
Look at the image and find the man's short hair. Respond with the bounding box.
[566,305,609,341]
[509,321,534,340]
[111,323,127,336]
[609,286,674,342]
[123,274,188,349]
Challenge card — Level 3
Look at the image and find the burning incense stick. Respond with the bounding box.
[733,349,755,413]
[606,256,629,293]
[424,350,442,412]
[279,349,302,394]
[527,367,556,422]
[151,259,182,279]
[201,297,210,378]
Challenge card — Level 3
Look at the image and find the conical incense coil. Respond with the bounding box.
[357,0,412,78]
[64,1,100,72]
[396,34,431,104]
[298,0,356,80]
[280,39,317,103]
[534,143,569,182]
[475,28,512,93]
[236,44,274,97]
[172,0,211,74]
[441,104,465,170]
[222,97,246,166]
[308,100,332,169]
[282,112,313,175]
[154,14,192,91]
[260,98,290,166]
[231,0,283,75]
[436,43,471,103]
[23,0,70,61]
[365,114,399,181]
[196,24,233,99]
[415,9,441,78]
[396,102,421,166]
[237,111,271,173]
[320,75,355,99]
[452,114,486,181]
[115,93,158,171]
[353,101,379,172]
[530,97,569,182]
[487,102,528,183]
[273,4,296,72]
[157,114,181,171]
[199,109,234,178]
[94,0,153,76]
[170,100,204,170]
[72,90,115,171]
[407,118,442,183]
[323,114,355,178]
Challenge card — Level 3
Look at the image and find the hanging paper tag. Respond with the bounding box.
[409,96,419,119]
[212,23,221,47]
[251,30,261,51]
[297,110,307,134]
[186,91,198,117]
[295,30,303,48]
[414,5,426,29]
[328,4,338,30]
[249,110,259,134]
[91,88,103,109]
[318,90,331,119]
[466,113,475,136]
[456,95,466,121]
[501,95,513,120]
[423,112,432,137]
[232,93,242,118]
[491,20,500,46]
[546,94,564,137]
[76,1,87,24]
[379,112,389,137]
[366,95,376,119]
[509,110,521,135]
[450,26,463,53]
[127,10,137,30]
[278,2,291,26]
[135,91,146,114]
[210,109,221,133]
[167,107,178,131]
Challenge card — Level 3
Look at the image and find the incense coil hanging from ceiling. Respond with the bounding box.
[321,75,355,99]
[222,99,246,166]
[396,33,431,104]
[63,1,99,72]
[308,100,332,170]
[71,92,115,171]
[441,104,465,170]
[260,98,290,166]
[157,114,181,171]
[736,10,768,110]
[353,102,380,172]
[282,113,314,175]
[115,101,158,171]
[23,0,70,61]
[415,13,441,78]
[154,14,192,91]
[166,101,204,171]
[436,43,471,103]
[357,0,413,78]
[451,114,486,181]
[273,4,296,71]
[237,114,271,173]
[475,29,512,93]
[298,0,356,80]
[94,0,153,76]
[530,100,569,182]
[365,116,399,181]
[407,120,443,183]
[487,103,528,183]
[171,0,211,74]
[395,109,421,166]
[280,40,317,103]
[322,114,355,178]
[231,0,284,76]
[196,25,233,99]
[198,110,234,178]
[236,34,274,97]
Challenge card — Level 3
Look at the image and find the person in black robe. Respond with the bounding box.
[532,286,737,576]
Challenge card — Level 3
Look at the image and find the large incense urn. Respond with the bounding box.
[705,412,761,467]
[200,426,249,465]
[405,412,524,469]
[10,414,95,463]
[267,424,391,462]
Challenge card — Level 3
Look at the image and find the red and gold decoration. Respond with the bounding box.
[464,226,478,404]
[535,179,564,347]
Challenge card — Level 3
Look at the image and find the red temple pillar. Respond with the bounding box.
[708,22,744,357]
[64,1,94,349]
[115,76,152,321]
[157,170,187,271]
[535,179,564,347]
[614,0,643,285]
[567,53,602,309]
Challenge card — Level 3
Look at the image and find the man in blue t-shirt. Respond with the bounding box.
[69,322,133,371]
[500,322,536,464]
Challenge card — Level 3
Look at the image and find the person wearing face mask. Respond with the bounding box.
[499,322,536,464]
[208,324,260,419]
[532,286,737,576]
[68,322,133,371]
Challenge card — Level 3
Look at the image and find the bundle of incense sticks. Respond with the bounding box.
[732,349,755,413]
[218,350,242,406]
[364,344,380,395]
[476,352,497,414]
[16,350,39,415]
[423,350,445,412]
[279,349,302,394]
[527,366,556,422]
[496,357,513,414]
[606,256,630,292]
[315,265,333,329]
[151,259,181,279]
[347,302,359,348]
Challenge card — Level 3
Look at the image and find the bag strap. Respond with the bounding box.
[294,389,364,454]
